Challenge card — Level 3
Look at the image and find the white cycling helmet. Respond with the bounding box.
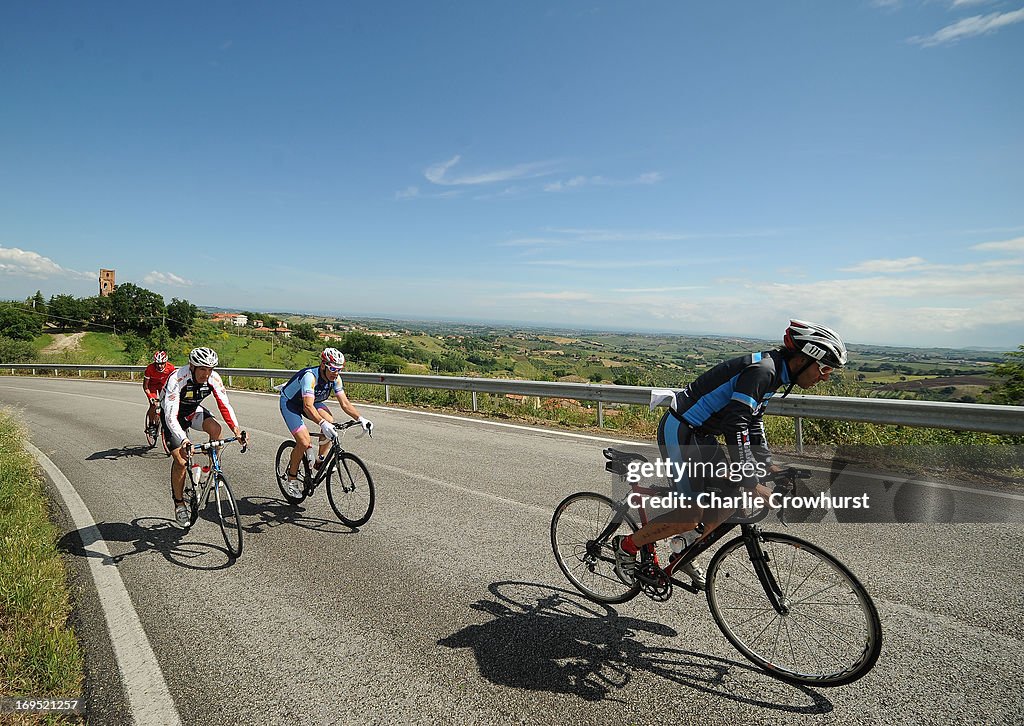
[153,350,168,364]
[783,320,848,368]
[321,347,345,368]
[188,347,219,368]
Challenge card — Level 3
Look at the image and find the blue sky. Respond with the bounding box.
[1,1,1022,349]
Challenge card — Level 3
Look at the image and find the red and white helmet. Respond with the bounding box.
[153,350,169,364]
[783,320,848,368]
[321,348,345,368]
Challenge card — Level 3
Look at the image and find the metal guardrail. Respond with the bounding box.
[2,363,1022,437]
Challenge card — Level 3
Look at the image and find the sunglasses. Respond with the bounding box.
[816,361,835,375]
[325,365,343,373]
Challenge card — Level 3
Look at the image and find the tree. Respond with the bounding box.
[108,283,166,335]
[293,323,318,343]
[166,298,198,337]
[29,290,47,318]
[48,294,94,329]
[987,345,1024,405]
[0,303,39,341]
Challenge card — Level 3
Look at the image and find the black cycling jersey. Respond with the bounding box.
[670,349,792,484]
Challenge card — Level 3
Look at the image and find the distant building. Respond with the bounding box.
[252,319,264,328]
[232,315,248,327]
[99,269,116,297]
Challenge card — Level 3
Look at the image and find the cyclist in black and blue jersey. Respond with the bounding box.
[615,320,848,589]
[279,347,373,499]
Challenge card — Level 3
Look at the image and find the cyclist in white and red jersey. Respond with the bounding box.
[143,351,176,437]
[160,347,246,528]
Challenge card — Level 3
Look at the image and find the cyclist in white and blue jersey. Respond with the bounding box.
[279,347,373,499]
[615,320,848,589]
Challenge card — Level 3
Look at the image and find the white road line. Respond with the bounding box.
[25,442,182,726]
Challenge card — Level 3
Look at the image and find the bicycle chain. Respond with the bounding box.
[636,561,673,602]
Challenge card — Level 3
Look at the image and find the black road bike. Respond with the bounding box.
[274,420,375,528]
[551,448,882,687]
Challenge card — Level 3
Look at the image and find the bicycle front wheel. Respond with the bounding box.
[145,414,157,448]
[550,492,641,604]
[705,531,882,686]
[214,475,243,558]
[327,452,375,527]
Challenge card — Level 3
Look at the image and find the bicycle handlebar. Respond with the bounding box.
[186,432,248,456]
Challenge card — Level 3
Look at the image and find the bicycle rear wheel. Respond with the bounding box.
[327,452,375,527]
[550,492,641,604]
[275,441,309,504]
[145,414,157,448]
[215,474,243,558]
[705,531,882,686]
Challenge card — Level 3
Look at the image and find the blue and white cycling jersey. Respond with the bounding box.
[279,366,344,413]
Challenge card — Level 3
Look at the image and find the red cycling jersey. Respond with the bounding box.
[143,362,177,397]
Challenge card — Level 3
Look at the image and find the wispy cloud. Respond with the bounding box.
[424,155,558,186]
[909,7,1024,46]
[550,227,782,242]
[0,246,94,280]
[841,256,929,273]
[523,258,691,270]
[543,171,664,192]
[505,291,595,301]
[611,286,707,293]
[143,271,193,287]
[970,235,1024,251]
[951,0,994,8]
[495,237,569,248]
[394,185,461,201]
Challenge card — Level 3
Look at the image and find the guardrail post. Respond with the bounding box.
[32,368,36,376]
[103,370,107,379]
[385,384,390,403]
[269,377,274,390]
[472,391,478,412]
[78,369,82,377]
[54,369,58,377]
[598,401,605,428]
[130,371,134,380]
[228,375,233,386]
[795,417,804,455]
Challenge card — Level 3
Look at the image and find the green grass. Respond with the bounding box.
[0,410,84,714]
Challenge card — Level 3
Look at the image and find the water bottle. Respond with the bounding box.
[305,447,316,471]
[189,463,202,484]
[670,530,699,556]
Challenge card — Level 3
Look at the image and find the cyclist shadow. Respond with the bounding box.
[86,445,157,460]
[236,495,359,535]
[58,517,238,571]
[439,581,833,714]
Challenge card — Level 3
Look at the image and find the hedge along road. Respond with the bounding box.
[1,376,1021,725]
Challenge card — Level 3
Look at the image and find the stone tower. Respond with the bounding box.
[99,269,116,297]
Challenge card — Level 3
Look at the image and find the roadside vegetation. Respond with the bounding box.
[0,410,84,721]
[1,289,1022,451]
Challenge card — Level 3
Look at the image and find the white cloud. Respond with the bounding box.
[952,0,994,8]
[841,256,929,273]
[395,186,420,200]
[543,171,664,192]
[143,271,193,287]
[611,286,706,293]
[495,237,568,247]
[970,235,1024,251]
[424,155,557,186]
[909,8,1024,46]
[505,291,595,301]
[0,246,94,280]
[523,258,691,270]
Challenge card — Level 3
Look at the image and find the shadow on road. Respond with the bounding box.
[237,495,359,536]
[439,581,832,714]
[86,445,156,460]
[58,516,237,570]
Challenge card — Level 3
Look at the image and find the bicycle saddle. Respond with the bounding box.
[603,448,650,476]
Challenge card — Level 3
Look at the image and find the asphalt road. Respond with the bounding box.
[2,376,1022,725]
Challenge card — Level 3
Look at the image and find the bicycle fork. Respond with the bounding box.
[743,528,790,615]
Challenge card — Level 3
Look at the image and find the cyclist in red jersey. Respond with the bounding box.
[143,351,176,437]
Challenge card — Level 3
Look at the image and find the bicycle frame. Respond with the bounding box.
[604,474,796,607]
